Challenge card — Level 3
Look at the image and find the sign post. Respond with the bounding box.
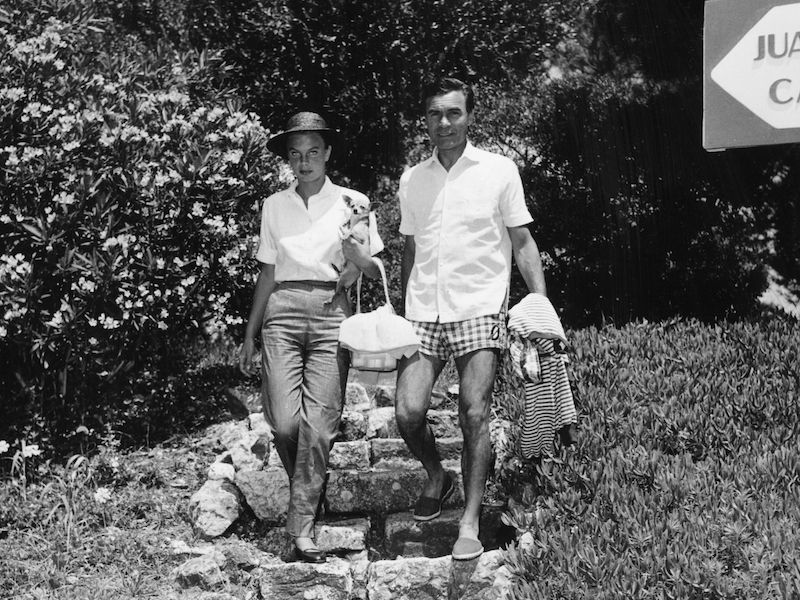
[704,0,800,150]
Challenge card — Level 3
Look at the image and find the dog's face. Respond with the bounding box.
[345,195,369,215]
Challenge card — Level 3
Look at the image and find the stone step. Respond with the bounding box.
[370,437,462,467]
[383,507,515,559]
[325,462,463,515]
[255,550,508,600]
[359,407,461,439]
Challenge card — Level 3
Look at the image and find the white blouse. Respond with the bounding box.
[256,177,383,282]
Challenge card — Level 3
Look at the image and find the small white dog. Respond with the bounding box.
[335,194,370,295]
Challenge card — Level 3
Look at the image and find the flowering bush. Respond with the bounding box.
[0,1,280,449]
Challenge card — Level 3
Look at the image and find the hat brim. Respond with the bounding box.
[266,128,342,159]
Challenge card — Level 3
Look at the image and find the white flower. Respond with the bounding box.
[207,107,225,122]
[0,440,9,453]
[94,487,112,504]
[54,191,76,205]
[21,443,42,458]
[222,149,243,165]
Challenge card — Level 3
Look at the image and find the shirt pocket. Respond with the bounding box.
[453,185,499,223]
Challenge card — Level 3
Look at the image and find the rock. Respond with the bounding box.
[266,441,283,469]
[258,557,352,600]
[384,508,512,559]
[348,550,371,600]
[373,386,450,409]
[316,518,370,553]
[366,407,399,439]
[188,480,242,540]
[430,388,450,409]
[235,468,290,523]
[215,538,264,571]
[426,410,461,439]
[338,411,368,441]
[172,555,228,590]
[366,555,450,600]
[491,564,514,600]
[366,408,460,440]
[223,385,262,417]
[329,440,370,470]
[325,468,463,514]
[205,420,270,472]
[449,550,506,599]
[384,510,462,558]
[372,385,396,408]
[370,437,462,467]
[227,430,270,473]
[207,462,235,482]
[169,540,226,565]
[345,382,371,410]
[248,411,272,440]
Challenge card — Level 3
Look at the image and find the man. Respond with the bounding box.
[396,77,547,561]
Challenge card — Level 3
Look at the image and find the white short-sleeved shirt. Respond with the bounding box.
[256,177,384,282]
[399,142,533,323]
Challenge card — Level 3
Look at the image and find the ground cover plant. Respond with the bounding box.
[1,318,798,599]
[499,316,800,599]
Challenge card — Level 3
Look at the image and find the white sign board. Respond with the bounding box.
[704,0,800,149]
[711,4,800,129]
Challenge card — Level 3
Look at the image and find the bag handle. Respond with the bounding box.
[355,259,391,314]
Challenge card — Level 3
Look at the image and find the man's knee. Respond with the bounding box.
[395,398,429,431]
[458,400,490,438]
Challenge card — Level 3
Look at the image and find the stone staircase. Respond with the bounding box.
[181,370,518,599]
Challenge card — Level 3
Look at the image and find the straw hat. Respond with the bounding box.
[266,111,342,159]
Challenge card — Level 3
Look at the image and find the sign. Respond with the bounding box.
[704,0,800,150]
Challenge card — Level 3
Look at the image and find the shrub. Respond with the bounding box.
[0,0,280,452]
[497,316,800,598]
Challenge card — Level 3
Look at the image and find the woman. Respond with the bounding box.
[239,112,383,563]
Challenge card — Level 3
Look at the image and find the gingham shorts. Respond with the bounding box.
[411,313,506,360]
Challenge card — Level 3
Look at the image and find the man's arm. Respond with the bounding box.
[508,225,547,296]
[400,235,415,316]
[239,263,276,376]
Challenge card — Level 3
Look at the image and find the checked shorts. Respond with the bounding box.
[410,313,506,360]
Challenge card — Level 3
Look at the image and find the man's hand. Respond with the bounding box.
[239,337,258,377]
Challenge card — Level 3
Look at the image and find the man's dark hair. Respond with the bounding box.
[421,77,475,114]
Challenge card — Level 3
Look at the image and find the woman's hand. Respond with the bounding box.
[239,336,258,377]
[343,236,380,279]
[342,235,370,267]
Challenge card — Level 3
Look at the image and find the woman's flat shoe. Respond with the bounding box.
[294,546,327,564]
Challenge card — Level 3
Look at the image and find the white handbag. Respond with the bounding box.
[338,261,421,372]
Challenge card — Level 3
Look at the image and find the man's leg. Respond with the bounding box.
[395,351,447,499]
[454,348,499,536]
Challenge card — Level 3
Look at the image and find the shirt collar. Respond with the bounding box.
[289,176,336,202]
[427,141,479,169]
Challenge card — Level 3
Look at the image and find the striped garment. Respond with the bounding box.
[507,293,577,458]
[507,292,566,343]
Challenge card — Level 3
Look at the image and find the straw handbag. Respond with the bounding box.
[338,261,420,371]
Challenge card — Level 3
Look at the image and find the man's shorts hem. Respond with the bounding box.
[410,314,506,361]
